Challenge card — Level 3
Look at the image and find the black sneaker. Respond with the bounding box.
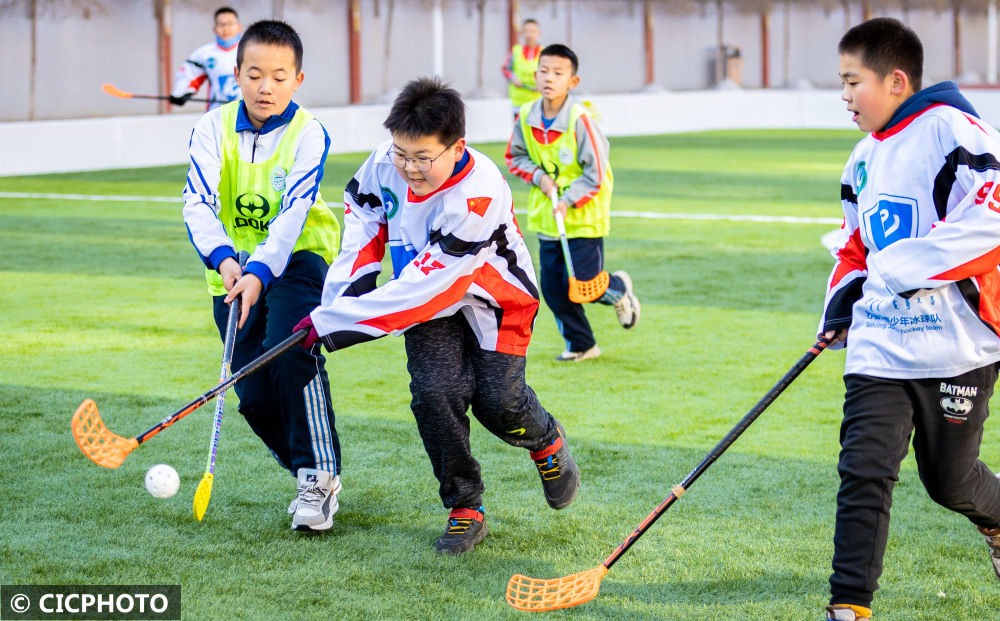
[434,507,487,555]
[530,423,580,510]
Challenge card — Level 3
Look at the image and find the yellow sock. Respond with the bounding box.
[832,603,873,619]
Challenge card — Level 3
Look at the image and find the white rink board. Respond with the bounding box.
[5,88,1000,176]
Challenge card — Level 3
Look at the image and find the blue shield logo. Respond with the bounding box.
[864,195,917,249]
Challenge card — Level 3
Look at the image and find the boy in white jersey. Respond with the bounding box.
[819,17,1000,621]
[293,77,580,554]
[183,20,343,532]
[170,7,243,110]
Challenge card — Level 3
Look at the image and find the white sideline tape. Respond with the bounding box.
[0,191,178,203]
[0,191,842,225]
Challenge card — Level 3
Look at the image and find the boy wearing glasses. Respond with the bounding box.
[294,77,581,554]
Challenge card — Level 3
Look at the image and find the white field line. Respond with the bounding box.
[0,191,178,203]
[0,191,842,225]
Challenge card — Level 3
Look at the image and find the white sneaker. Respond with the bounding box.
[824,606,870,621]
[611,271,640,329]
[288,473,341,514]
[290,468,339,531]
[554,345,601,362]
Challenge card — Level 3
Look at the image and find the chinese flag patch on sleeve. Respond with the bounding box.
[467,196,492,216]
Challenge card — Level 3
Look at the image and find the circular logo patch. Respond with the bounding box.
[381,186,399,219]
[558,146,574,165]
[271,166,287,192]
[855,161,867,193]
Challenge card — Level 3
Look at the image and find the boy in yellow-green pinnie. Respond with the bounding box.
[182,20,342,532]
[506,44,640,362]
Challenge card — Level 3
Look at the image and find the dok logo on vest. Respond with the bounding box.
[863,194,917,250]
[234,193,271,231]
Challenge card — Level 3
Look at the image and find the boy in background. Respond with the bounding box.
[183,20,343,532]
[294,77,580,554]
[171,6,243,110]
[501,18,542,118]
[506,44,639,362]
[819,17,1000,620]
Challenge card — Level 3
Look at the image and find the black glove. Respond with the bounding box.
[168,93,193,106]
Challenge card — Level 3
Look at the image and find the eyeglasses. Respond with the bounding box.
[389,141,456,173]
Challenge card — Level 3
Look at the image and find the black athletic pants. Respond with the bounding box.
[212,250,341,475]
[403,314,561,510]
[830,364,1000,608]
[538,236,625,353]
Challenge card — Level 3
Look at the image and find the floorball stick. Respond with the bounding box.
[551,189,609,303]
[72,328,309,469]
[193,252,247,521]
[101,82,226,105]
[505,338,832,611]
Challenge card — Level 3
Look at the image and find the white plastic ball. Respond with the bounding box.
[145,464,180,498]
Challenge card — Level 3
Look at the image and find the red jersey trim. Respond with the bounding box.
[830,228,868,289]
[473,263,538,356]
[350,222,388,277]
[531,126,563,145]
[359,272,476,333]
[975,270,1000,336]
[931,245,1000,282]
[505,132,537,183]
[407,152,476,204]
[187,74,208,92]
[872,103,947,141]
[520,45,541,61]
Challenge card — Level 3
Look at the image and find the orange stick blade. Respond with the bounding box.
[568,270,610,304]
[505,565,608,611]
[71,399,138,469]
[101,83,134,99]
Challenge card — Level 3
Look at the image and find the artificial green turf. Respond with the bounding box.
[1,130,998,620]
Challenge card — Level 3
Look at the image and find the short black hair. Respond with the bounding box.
[237,20,303,73]
[540,43,578,75]
[839,17,922,91]
[214,7,238,20]
[383,77,465,146]
[523,18,539,27]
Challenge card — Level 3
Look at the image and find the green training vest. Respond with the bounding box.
[519,101,613,238]
[206,102,340,295]
[508,44,541,107]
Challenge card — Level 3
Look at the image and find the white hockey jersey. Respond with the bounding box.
[820,82,1000,379]
[310,141,541,356]
[171,40,241,110]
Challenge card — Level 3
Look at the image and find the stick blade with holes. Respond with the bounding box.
[70,329,309,469]
[506,566,607,611]
[504,339,830,610]
[71,399,138,469]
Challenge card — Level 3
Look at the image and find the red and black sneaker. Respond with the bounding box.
[530,423,580,510]
[433,507,487,555]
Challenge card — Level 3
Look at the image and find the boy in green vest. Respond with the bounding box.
[506,43,640,362]
[501,18,542,118]
[182,20,343,531]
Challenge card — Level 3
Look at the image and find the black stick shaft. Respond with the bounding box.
[127,92,226,104]
[135,329,308,444]
[602,339,830,570]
